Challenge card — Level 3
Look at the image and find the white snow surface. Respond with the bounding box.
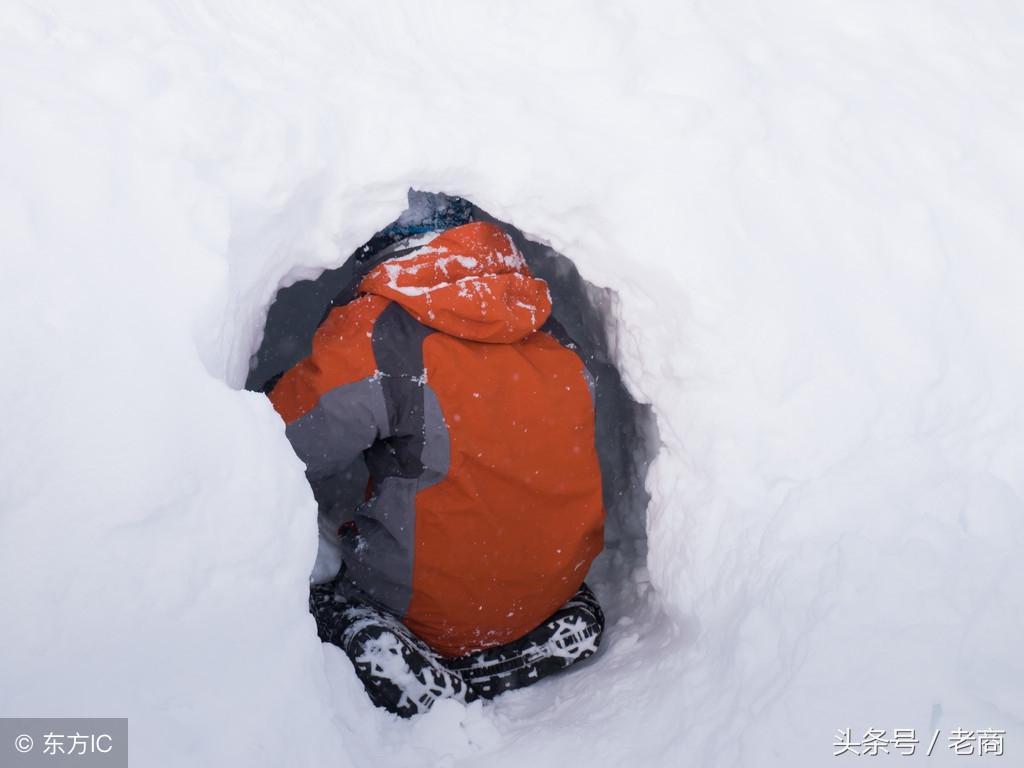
[2,2,1023,766]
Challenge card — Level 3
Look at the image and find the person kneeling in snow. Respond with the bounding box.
[268,217,606,717]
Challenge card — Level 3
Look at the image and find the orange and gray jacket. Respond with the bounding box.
[269,222,604,657]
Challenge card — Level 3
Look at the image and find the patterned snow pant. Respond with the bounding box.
[310,580,605,718]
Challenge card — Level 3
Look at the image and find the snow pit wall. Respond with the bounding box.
[244,190,659,568]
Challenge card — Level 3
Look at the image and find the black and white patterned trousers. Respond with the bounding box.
[310,580,605,718]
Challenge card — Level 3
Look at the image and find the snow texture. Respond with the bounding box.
[2,2,1023,766]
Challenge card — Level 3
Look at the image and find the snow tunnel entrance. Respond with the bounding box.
[245,190,658,644]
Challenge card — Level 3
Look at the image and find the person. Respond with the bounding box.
[267,217,607,716]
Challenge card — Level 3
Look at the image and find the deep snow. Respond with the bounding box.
[2,2,1023,767]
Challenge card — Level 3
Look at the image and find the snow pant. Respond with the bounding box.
[309,579,605,717]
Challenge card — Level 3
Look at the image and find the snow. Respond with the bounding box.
[2,2,1023,767]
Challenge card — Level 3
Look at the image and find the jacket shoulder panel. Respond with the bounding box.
[269,294,391,424]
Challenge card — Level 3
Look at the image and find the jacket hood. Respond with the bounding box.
[358,222,552,343]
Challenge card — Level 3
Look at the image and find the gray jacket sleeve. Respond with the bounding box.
[283,376,391,482]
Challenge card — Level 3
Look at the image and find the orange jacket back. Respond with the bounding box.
[270,222,604,657]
